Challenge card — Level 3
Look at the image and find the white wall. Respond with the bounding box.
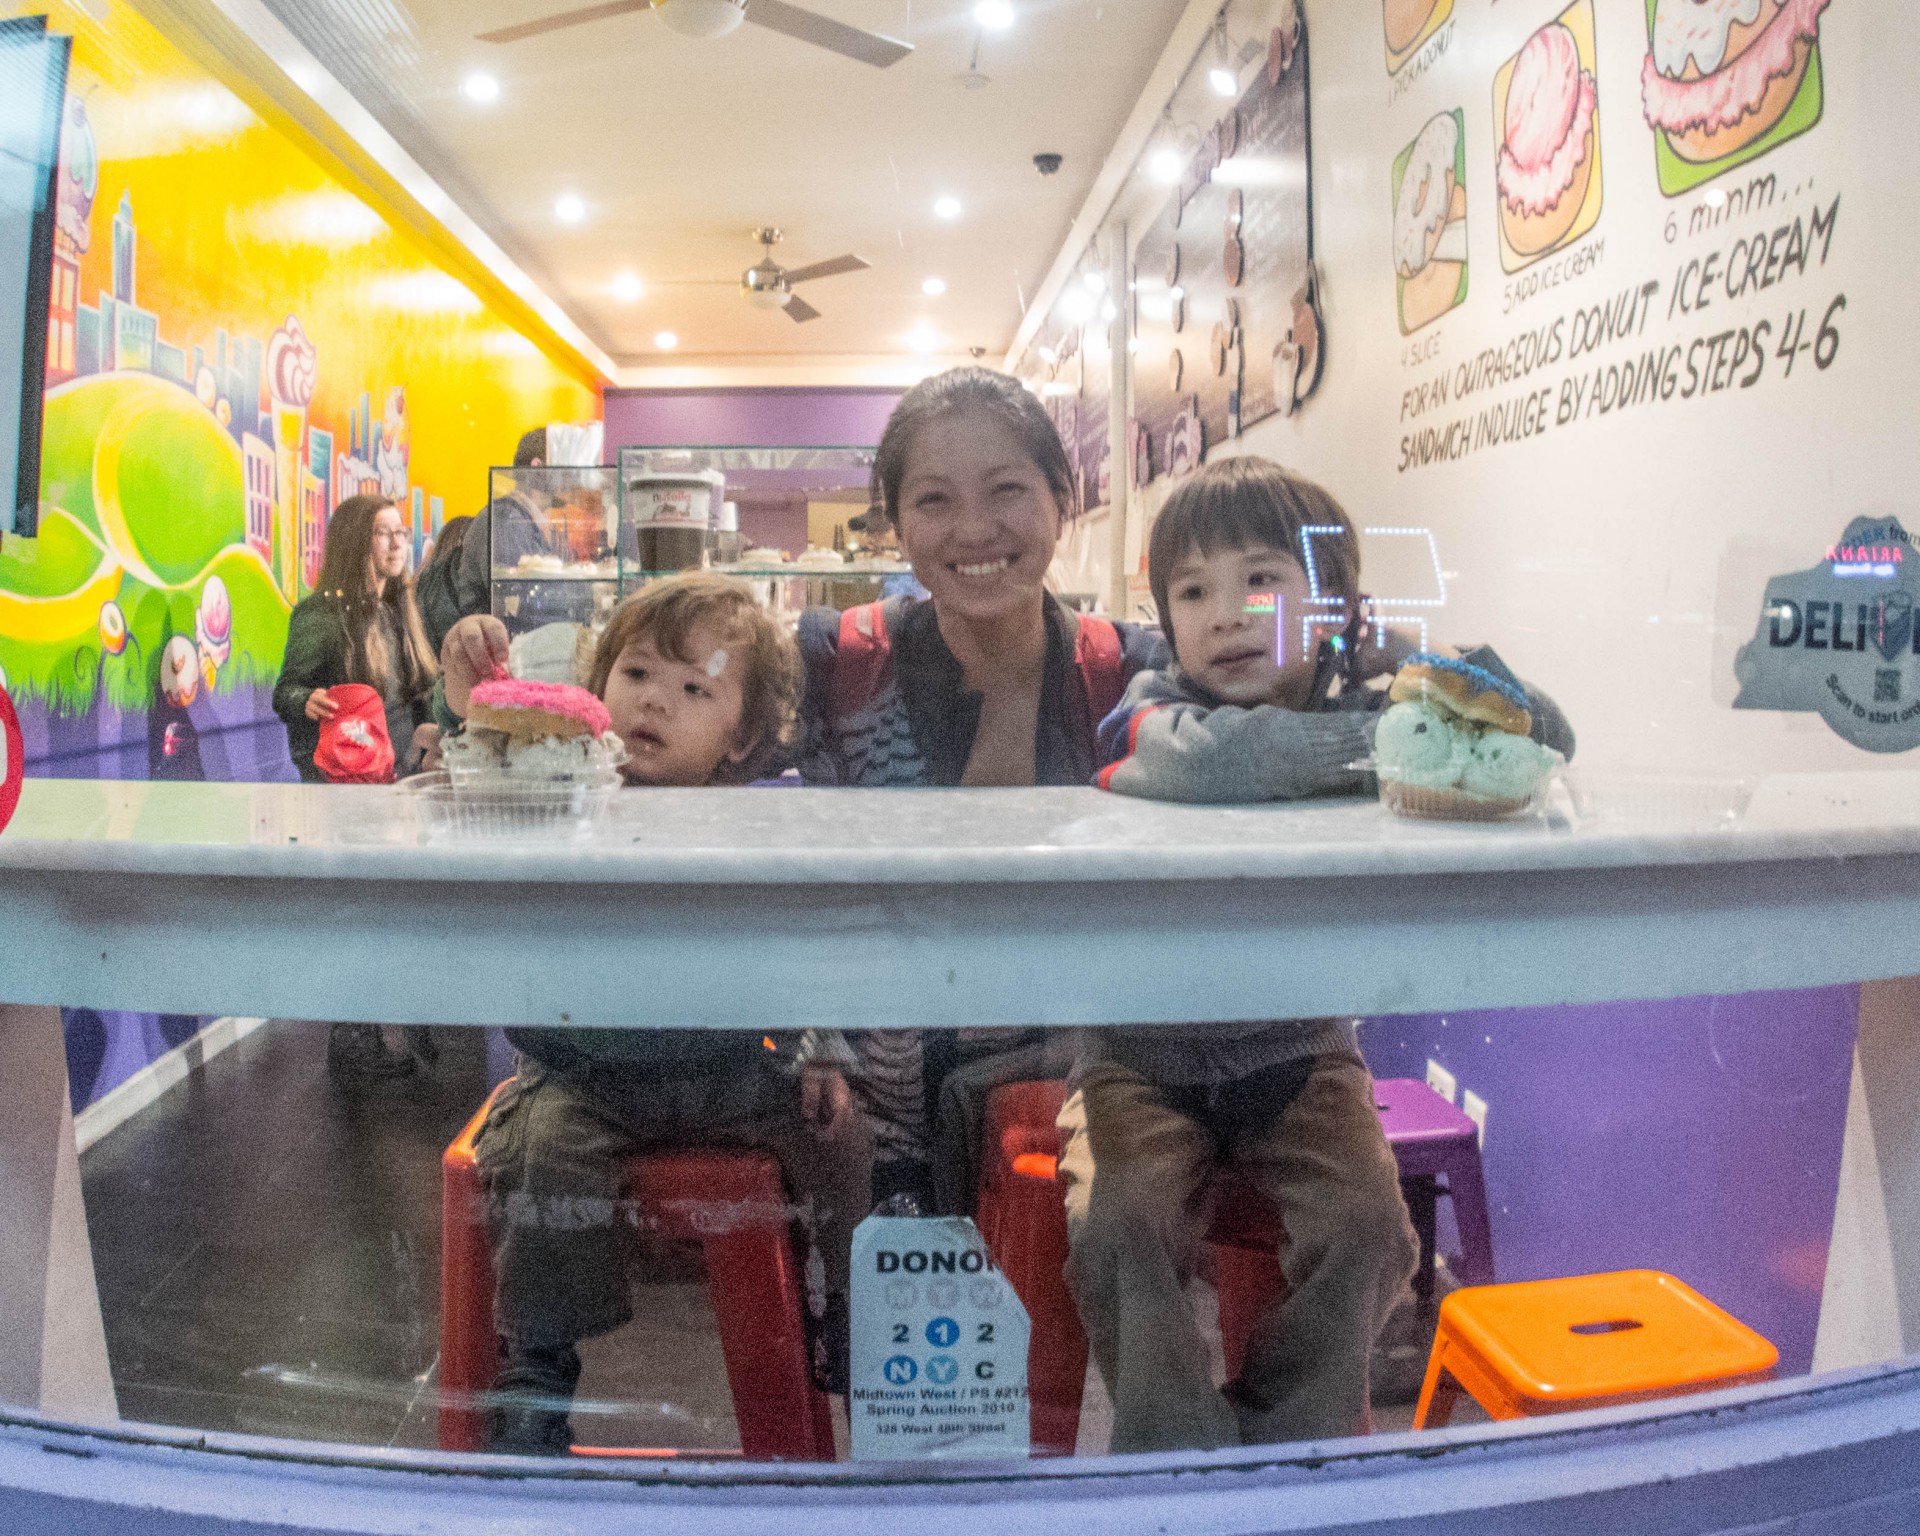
[1212,0,1916,772]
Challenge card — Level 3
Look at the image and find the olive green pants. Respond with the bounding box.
[1059,1049,1417,1453]
[474,1062,872,1355]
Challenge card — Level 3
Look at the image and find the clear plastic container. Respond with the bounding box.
[1565,771,1754,831]
[403,770,622,840]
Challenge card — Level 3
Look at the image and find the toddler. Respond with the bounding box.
[1063,457,1572,1452]
[440,575,873,1454]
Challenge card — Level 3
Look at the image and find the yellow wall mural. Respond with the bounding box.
[0,0,601,779]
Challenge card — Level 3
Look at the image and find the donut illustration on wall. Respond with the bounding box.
[1393,110,1469,334]
[1493,1,1603,272]
[1385,0,1453,75]
[1640,0,1830,196]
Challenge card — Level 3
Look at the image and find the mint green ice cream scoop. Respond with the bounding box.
[1459,728,1556,802]
[1374,701,1471,789]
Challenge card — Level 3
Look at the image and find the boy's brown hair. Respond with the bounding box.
[1147,456,1362,660]
[586,573,801,784]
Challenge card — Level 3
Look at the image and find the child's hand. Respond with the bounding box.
[441,615,511,717]
[800,1064,853,1139]
[1358,621,1439,681]
[304,688,338,722]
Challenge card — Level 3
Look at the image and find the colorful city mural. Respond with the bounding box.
[0,0,601,778]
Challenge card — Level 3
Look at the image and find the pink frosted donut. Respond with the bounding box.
[467,678,611,741]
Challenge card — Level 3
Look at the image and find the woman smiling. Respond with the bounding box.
[793,368,1166,1210]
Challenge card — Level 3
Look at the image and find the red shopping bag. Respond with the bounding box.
[313,683,395,785]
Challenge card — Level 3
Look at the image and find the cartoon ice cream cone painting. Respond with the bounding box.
[1641,0,1830,195]
[195,574,232,689]
[1493,2,1603,272]
[266,317,317,603]
[377,386,410,502]
[160,634,199,708]
[1394,110,1469,334]
[1384,0,1453,75]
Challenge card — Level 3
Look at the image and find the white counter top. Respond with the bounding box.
[4,772,1918,1028]
[2,771,1916,885]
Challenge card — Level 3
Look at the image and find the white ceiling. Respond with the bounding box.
[253,0,1188,371]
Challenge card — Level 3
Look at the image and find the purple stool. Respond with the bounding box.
[1374,1078,1495,1320]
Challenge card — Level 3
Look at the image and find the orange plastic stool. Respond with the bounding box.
[440,1081,836,1460]
[1413,1269,1778,1428]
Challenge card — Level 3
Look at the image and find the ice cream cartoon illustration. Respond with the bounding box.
[266,316,317,602]
[376,386,410,502]
[160,634,199,708]
[195,575,232,683]
[1384,0,1453,75]
[1641,0,1830,195]
[1394,110,1469,334]
[1494,2,1603,271]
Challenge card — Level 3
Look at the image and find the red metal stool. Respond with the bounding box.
[974,1075,1495,1453]
[975,1081,1085,1456]
[440,1080,836,1460]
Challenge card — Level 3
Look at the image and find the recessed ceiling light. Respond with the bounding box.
[922,276,947,296]
[555,193,586,224]
[933,195,963,220]
[654,330,678,350]
[1147,147,1182,184]
[973,0,1014,30]
[613,271,643,302]
[462,71,501,104]
[1208,65,1237,97]
[904,323,942,354]
[1081,272,1106,294]
[1060,288,1096,324]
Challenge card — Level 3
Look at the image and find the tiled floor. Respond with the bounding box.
[78,1020,1458,1456]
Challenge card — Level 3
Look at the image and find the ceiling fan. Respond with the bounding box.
[479,0,913,68]
[724,227,868,323]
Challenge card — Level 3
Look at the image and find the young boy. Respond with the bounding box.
[439,576,873,1455]
[1064,457,1573,1453]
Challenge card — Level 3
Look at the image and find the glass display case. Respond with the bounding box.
[486,464,623,638]
[619,445,917,617]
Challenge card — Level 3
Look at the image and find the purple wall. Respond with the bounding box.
[64,1010,209,1114]
[21,683,298,782]
[1359,986,1859,1377]
[27,682,296,1112]
[602,387,902,452]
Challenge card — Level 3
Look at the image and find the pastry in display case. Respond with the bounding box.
[619,445,916,618]
[487,464,624,638]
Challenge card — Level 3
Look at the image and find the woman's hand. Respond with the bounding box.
[304,688,338,723]
[800,1065,853,1140]
[441,615,511,718]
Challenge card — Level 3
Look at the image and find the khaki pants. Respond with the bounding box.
[474,1061,872,1353]
[1060,1049,1417,1452]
